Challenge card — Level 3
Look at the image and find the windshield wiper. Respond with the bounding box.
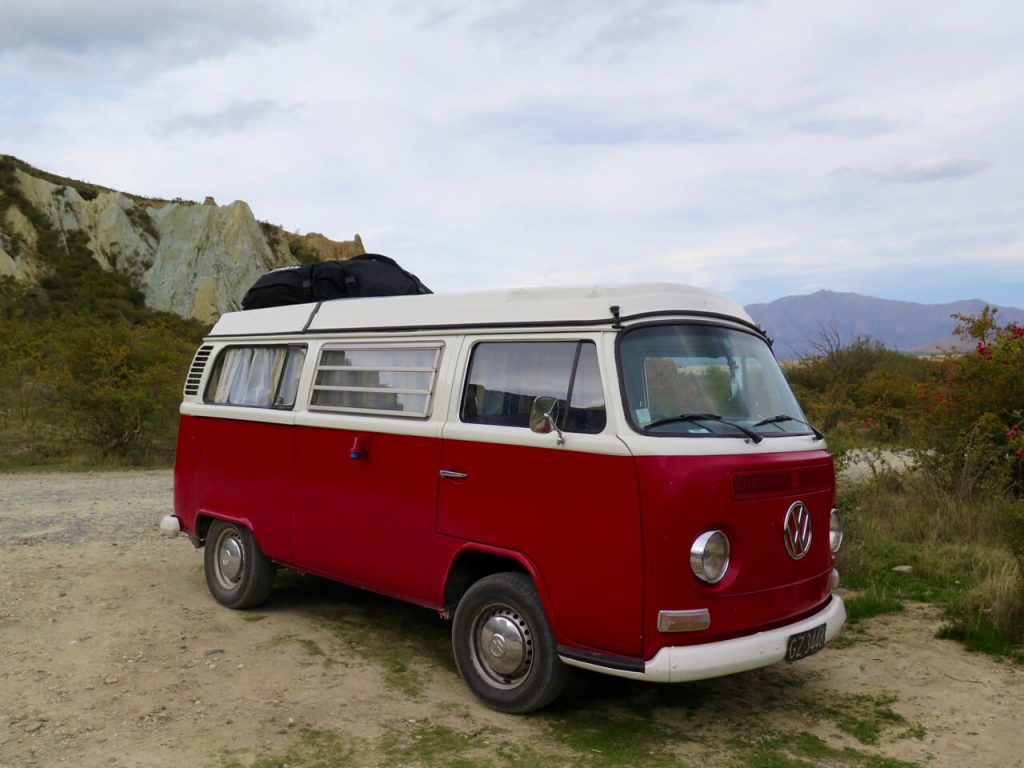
[753,414,825,441]
[643,412,763,443]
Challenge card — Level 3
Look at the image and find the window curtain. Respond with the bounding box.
[214,347,287,406]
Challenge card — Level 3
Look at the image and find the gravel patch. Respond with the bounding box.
[0,470,173,547]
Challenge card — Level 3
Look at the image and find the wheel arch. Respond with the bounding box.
[442,546,565,642]
[444,549,525,611]
[195,511,255,546]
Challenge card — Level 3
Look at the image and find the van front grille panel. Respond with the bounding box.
[732,464,833,499]
[795,465,834,493]
[732,471,792,497]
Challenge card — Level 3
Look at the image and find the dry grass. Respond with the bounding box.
[839,468,1024,658]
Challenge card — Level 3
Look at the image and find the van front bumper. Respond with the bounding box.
[559,594,846,683]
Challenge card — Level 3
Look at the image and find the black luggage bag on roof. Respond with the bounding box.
[240,253,431,310]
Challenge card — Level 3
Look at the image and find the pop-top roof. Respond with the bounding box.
[208,283,756,338]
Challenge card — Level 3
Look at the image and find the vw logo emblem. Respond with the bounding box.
[783,501,812,560]
[487,634,508,658]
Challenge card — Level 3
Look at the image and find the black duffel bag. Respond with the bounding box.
[241,254,431,310]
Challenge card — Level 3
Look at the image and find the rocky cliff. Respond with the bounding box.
[0,156,364,322]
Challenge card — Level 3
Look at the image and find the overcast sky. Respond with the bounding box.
[2,0,1022,307]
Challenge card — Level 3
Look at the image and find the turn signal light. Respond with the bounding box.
[658,609,711,633]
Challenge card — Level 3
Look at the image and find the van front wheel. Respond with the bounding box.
[204,520,276,609]
[452,572,566,713]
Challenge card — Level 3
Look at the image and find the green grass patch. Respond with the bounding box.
[737,729,922,768]
[295,637,327,658]
[263,633,338,668]
[937,613,1024,663]
[897,724,927,741]
[819,694,905,745]
[383,723,478,766]
[221,727,353,768]
[543,706,685,767]
[382,723,551,768]
[273,573,454,698]
[538,677,924,767]
[844,591,905,625]
[837,471,1024,662]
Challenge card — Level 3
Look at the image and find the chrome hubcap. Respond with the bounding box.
[216,533,243,585]
[472,607,532,688]
[481,614,526,676]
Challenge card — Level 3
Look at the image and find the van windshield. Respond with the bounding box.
[619,324,812,438]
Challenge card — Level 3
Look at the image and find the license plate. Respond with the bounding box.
[785,623,827,662]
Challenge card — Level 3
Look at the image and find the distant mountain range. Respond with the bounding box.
[745,291,1024,359]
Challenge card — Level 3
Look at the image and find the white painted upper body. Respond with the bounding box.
[208,283,756,337]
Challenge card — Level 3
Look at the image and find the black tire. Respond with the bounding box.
[204,520,276,609]
[452,572,566,713]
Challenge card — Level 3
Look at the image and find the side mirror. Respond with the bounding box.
[529,396,564,445]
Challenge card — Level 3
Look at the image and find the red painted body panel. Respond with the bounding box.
[291,426,442,605]
[635,449,836,659]
[173,415,295,563]
[174,412,836,666]
[437,439,643,658]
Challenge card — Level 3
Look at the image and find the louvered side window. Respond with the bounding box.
[309,344,442,418]
[183,345,214,397]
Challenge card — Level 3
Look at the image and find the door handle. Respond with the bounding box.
[439,469,469,480]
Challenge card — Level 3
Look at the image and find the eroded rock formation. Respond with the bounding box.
[0,157,364,322]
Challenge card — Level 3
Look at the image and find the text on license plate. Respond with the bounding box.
[785,623,827,662]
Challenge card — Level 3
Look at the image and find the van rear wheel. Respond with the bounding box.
[204,520,276,609]
[452,572,566,713]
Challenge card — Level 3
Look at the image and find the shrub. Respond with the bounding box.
[795,314,1024,657]
[909,308,1024,498]
[52,319,196,460]
[787,335,931,441]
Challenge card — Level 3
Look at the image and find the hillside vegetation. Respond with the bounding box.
[0,155,368,466]
[788,314,1024,661]
[0,157,207,466]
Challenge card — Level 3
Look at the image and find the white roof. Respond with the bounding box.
[208,283,756,338]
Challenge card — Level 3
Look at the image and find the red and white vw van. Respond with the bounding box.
[168,283,845,712]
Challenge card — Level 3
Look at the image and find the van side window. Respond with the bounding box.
[309,345,442,417]
[205,345,306,408]
[566,342,607,433]
[461,341,606,433]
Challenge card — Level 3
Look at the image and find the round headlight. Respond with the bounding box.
[829,508,843,553]
[690,530,730,584]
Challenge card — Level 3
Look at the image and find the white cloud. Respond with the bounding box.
[2,0,1022,307]
[153,100,295,138]
[862,156,989,184]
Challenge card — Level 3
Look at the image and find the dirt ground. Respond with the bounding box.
[1,470,1022,768]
